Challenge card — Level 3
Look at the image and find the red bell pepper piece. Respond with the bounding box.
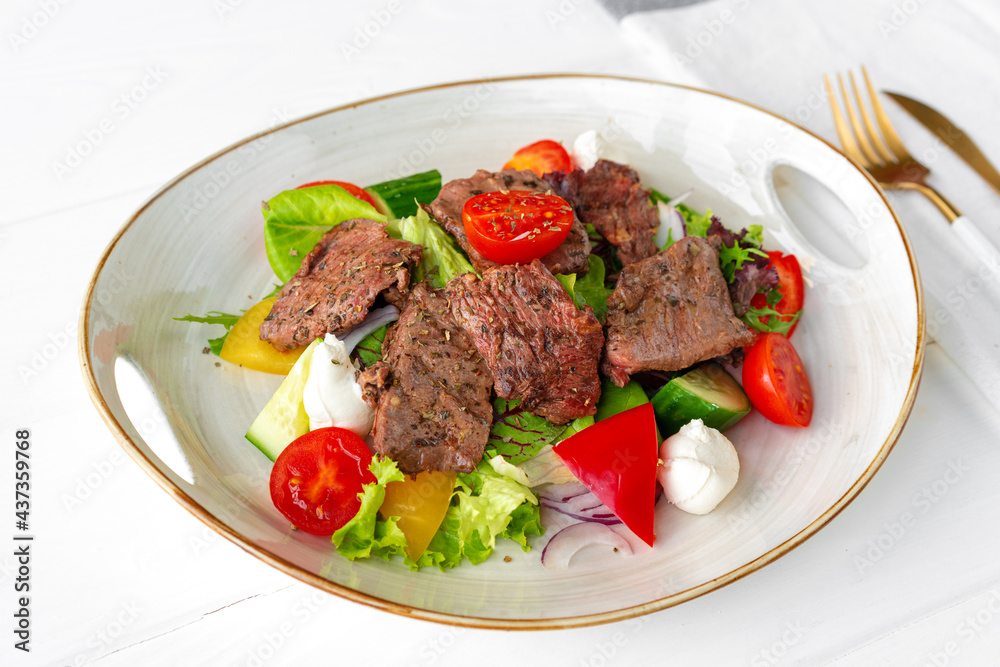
[552,403,658,546]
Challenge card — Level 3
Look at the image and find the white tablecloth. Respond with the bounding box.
[4,0,1000,664]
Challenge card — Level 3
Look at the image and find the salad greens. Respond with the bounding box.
[486,398,567,465]
[263,184,387,282]
[386,206,476,288]
[173,311,241,355]
[334,457,540,571]
[556,255,613,324]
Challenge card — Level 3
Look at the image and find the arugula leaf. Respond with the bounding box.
[486,398,565,464]
[350,324,388,369]
[742,305,802,336]
[386,207,476,288]
[173,311,242,356]
[718,242,767,283]
[263,184,386,283]
[595,377,649,421]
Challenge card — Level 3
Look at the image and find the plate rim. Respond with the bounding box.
[77,72,926,630]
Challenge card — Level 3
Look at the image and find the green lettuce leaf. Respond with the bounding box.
[486,398,566,464]
[386,207,476,288]
[263,184,386,283]
[557,255,613,324]
[451,462,538,562]
[676,203,713,237]
[331,457,406,560]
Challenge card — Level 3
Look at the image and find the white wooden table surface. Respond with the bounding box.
[4,0,1000,664]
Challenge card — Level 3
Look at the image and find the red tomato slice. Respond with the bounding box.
[462,190,574,265]
[269,427,376,535]
[295,180,377,208]
[742,333,813,427]
[750,251,804,336]
[552,403,658,546]
[503,139,573,176]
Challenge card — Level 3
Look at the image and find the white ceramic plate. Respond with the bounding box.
[80,75,924,629]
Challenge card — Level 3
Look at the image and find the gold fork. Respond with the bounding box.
[825,67,1000,268]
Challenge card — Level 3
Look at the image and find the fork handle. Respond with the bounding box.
[952,216,1000,273]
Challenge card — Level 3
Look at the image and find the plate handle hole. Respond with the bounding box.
[772,164,870,270]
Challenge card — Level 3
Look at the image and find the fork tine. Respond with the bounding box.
[838,74,882,167]
[861,65,912,161]
[848,71,895,164]
[825,75,869,167]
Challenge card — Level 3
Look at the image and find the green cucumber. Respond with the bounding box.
[245,338,322,460]
[651,363,750,438]
[364,170,442,218]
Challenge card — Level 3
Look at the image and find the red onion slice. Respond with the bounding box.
[655,202,687,248]
[338,305,399,354]
[541,523,633,569]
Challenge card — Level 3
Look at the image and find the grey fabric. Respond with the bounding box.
[597,0,711,19]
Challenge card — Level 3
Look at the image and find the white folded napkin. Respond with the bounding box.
[617,0,1000,411]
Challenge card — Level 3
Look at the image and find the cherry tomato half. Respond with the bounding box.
[742,333,813,427]
[750,251,804,336]
[503,139,573,176]
[462,190,574,264]
[269,427,376,535]
[295,180,377,208]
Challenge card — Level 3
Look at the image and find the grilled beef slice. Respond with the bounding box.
[544,160,659,266]
[357,283,494,475]
[602,236,756,387]
[427,168,590,274]
[260,219,421,350]
[446,260,604,424]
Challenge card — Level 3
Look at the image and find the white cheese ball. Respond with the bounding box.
[302,337,374,437]
[657,419,739,515]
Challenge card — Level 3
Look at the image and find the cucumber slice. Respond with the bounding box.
[245,338,322,461]
[651,363,750,438]
[365,169,442,218]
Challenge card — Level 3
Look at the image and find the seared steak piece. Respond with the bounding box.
[602,236,756,387]
[427,168,590,274]
[357,283,494,475]
[446,260,604,424]
[260,219,421,350]
[545,160,658,266]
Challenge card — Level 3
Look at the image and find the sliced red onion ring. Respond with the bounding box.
[655,202,687,248]
[541,523,633,569]
[338,305,399,354]
[539,484,622,525]
[539,482,589,504]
